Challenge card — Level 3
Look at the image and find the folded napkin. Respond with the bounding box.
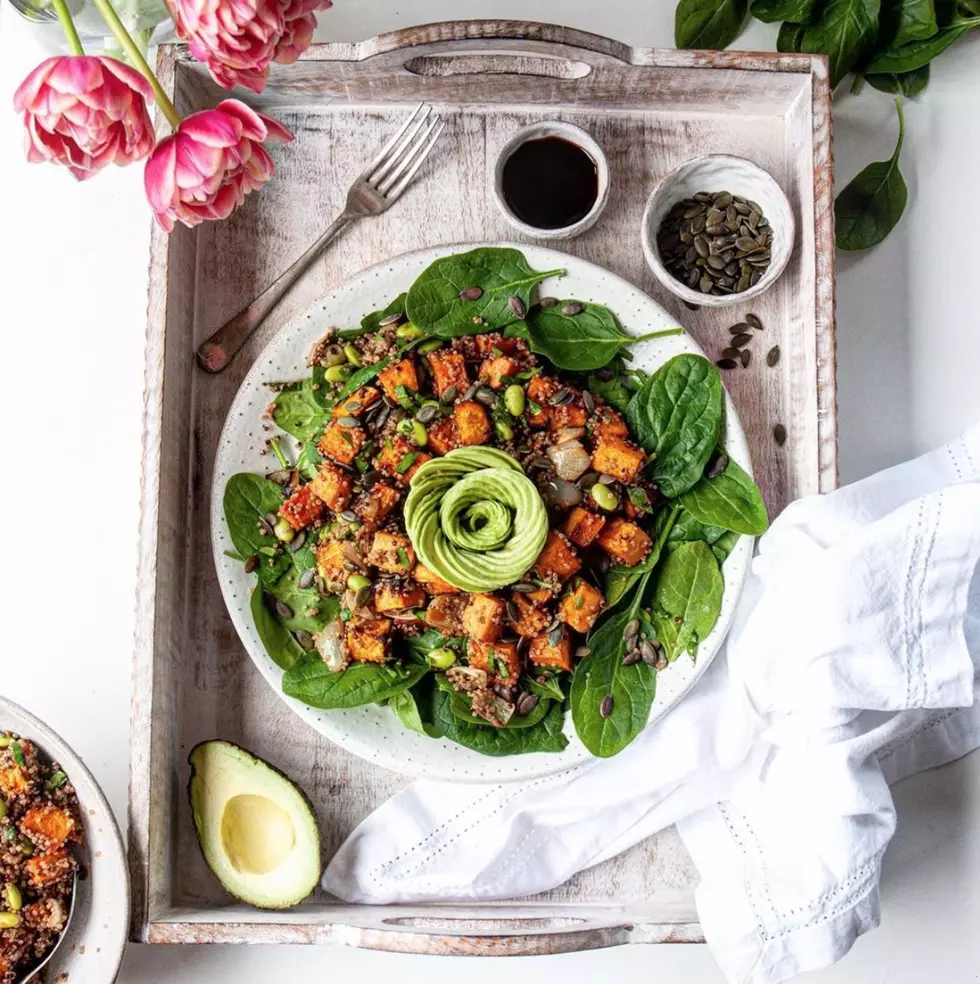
[323,424,980,984]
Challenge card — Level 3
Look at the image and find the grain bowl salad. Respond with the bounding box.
[223,247,769,759]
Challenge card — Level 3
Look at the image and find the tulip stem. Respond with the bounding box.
[51,0,84,56]
[89,0,182,129]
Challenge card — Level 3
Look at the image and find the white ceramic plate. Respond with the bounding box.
[211,243,753,783]
[0,697,129,983]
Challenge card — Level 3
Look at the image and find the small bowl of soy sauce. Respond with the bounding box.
[494,121,609,240]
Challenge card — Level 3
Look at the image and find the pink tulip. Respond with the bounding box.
[144,98,292,232]
[174,0,332,93]
[13,55,155,181]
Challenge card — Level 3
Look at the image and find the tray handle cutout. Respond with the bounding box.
[403,54,592,80]
[382,916,588,931]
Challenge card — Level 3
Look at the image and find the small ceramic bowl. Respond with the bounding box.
[493,120,609,240]
[641,154,795,308]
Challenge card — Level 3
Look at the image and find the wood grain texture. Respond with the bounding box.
[129,22,837,952]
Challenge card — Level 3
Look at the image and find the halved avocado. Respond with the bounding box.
[188,740,320,909]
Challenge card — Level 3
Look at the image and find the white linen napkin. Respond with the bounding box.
[322,423,980,984]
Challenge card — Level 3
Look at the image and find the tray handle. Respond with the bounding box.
[403,53,593,81]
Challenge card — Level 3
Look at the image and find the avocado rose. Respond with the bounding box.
[404,446,548,593]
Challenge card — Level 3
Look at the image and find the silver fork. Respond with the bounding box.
[197,103,445,373]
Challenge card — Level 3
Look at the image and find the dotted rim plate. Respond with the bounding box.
[211,242,753,783]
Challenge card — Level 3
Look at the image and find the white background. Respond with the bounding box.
[1,2,979,982]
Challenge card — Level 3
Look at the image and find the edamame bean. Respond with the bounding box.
[324,364,352,383]
[412,420,428,446]
[0,797,6,821]
[348,574,372,592]
[5,883,22,911]
[427,647,457,670]
[273,517,295,543]
[395,323,424,340]
[590,482,619,512]
[343,344,363,367]
[0,737,9,749]
[0,912,20,929]
[418,339,443,355]
[494,419,514,441]
[504,384,525,416]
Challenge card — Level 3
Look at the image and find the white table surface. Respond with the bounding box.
[1,3,979,982]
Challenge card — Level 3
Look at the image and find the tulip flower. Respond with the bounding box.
[144,99,292,231]
[173,0,333,93]
[13,55,155,180]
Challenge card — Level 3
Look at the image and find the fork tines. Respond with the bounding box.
[364,103,445,200]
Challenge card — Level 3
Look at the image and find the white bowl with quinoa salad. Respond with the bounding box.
[0,697,128,984]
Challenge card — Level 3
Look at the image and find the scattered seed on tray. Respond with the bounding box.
[731,332,753,348]
[766,345,781,367]
[773,423,787,446]
[716,358,738,370]
[746,313,764,330]
[741,348,752,368]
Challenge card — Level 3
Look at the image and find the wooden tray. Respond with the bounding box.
[129,22,836,952]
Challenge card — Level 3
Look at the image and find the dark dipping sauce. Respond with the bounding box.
[502,136,599,230]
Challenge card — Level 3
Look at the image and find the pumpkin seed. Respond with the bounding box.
[722,347,740,360]
[516,692,539,716]
[706,452,729,479]
[547,624,565,647]
[378,310,404,327]
[624,618,639,641]
[548,387,573,406]
[729,322,752,334]
[353,584,372,608]
[774,423,787,446]
[598,473,616,485]
[574,645,591,660]
[244,554,259,574]
[508,295,526,319]
[440,385,457,404]
[730,332,753,348]
[514,583,537,594]
[415,404,439,424]
[622,648,642,666]
[459,286,483,300]
[290,530,306,553]
[296,630,315,650]
[475,387,497,406]
[275,600,294,620]
[560,302,584,316]
[716,358,738,370]
[766,345,781,367]
[340,509,357,522]
[540,296,558,308]
[338,415,359,428]
[640,641,658,666]
[600,695,613,718]
[582,390,595,413]
[741,348,752,368]
[745,313,764,330]
[506,601,519,623]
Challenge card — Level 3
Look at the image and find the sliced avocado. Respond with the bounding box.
[188,740,320,909]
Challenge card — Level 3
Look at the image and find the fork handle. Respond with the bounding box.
[196,212,353,373]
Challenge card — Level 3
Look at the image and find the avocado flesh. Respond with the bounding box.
[189,740,320,909]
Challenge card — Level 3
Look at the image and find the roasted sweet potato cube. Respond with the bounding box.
[352,482,400,527]
[426,594,465,634]
[415,563,460,594]
[346,618,391,663]
[331,385,380,419]
[528,632,573,673]
[315,539,362,586]
[526,586,555,605]
[468,639,521,684]
[454,401,492,446]
[309,463,353,512]
[427,349,469,397]
[377,359,419,401]
[510,592,550,638]
[597,517,653,566]
[526,375,558,428]
[426,415,459,456]
[367,531,416,574]
[318,420,365,466]
[0,764,29,798]
[374,580,427,613]
[461,593,506,642]
[26,850,74,889]
[478,356,520,390]
[548,402,589,432]
[279,483,326,531]
[591,405,629,441]
[562,507,607,548]
[20,805,75,851]
[533,530,581,580]
[376,437,430,485]
[558,580,604,634]
[474,333,521,356]
[592,435,646,484]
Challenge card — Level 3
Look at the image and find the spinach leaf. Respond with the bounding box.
[351,293,407,337]
[528,675,567,703]
[677,456,769,535]
[587,374,633,414]
[836,99,908,251]
[881,0,939,45]
[223,473,290,584]
[711,530,741,565]
[675,0,749,48]
[282,655,429,708]
[272,379,327,441]
[390,689,441,737]
[865,63,930,93]
[625,354,723,498]
[799,0,882,89]
[296,440,322,481]
[752,0,818,22]
[405,248,563,338]
[446,690,554,729]
[605,505,679,607]
[652,541,724,662]
[864,17,976,72]
[571,572,658,758]
[250,586,305,669]
[667,509,728,545]
[778,19,807,48]
[265,574,339,635]
[432,690,568,755]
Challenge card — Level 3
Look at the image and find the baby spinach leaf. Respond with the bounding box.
[447,690,554,729]
[678,456,769,535]
[836,99,908,251]
[865,63,930,94]
[297,441,323,481]
[282,655,429,709]
[432,690,568,755]
[881,0,939,45]
[711,530,741,565]
[752,0,818,22]
[272,379,327,441]
[352,293,407,337]
[865,17,977,72]
[572,572,658,758]
[778,20,807,49]
[405,247,563,338]
[587,374,633,414]
[799,0,882,88]
[525,302,629,371]
[625,354,723,498]
[250,586,305,670]
[667,509,728,545]
[675,0,749,48]
[223,473,290,583]
[265,573,339,635]
[390,689,441,737]
[652,541,724,663]
[528,675,567,703]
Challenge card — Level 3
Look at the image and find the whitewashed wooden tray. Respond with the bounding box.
[130,22,836,951]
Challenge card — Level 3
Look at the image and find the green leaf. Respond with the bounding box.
[798,0,882,88]
[353,293,407,336]
[587,374,633,414]
[711,530,741,564]
[446,690,554,729]
[282,655,429,708]
[865,63,931,93]
[652,541,724,662]
[777,20,807,49]
[250,586,305,669]
[264,574,339,636]
[864,17,976,72]
[835,99,908,251]
[752,0,818,22]
[296,441,323,481]
[885,0,939,45]
[405,247,563,338]
[677,456,769,535]
[432,690,569,755]
[625,354,723,498]
[667,509,727,545]
[390,689,442,737]
[272,379,327,441]
[524,302,629,371]
[527,675,567,703]
[675,0,749,48]
[222,473,290,584]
